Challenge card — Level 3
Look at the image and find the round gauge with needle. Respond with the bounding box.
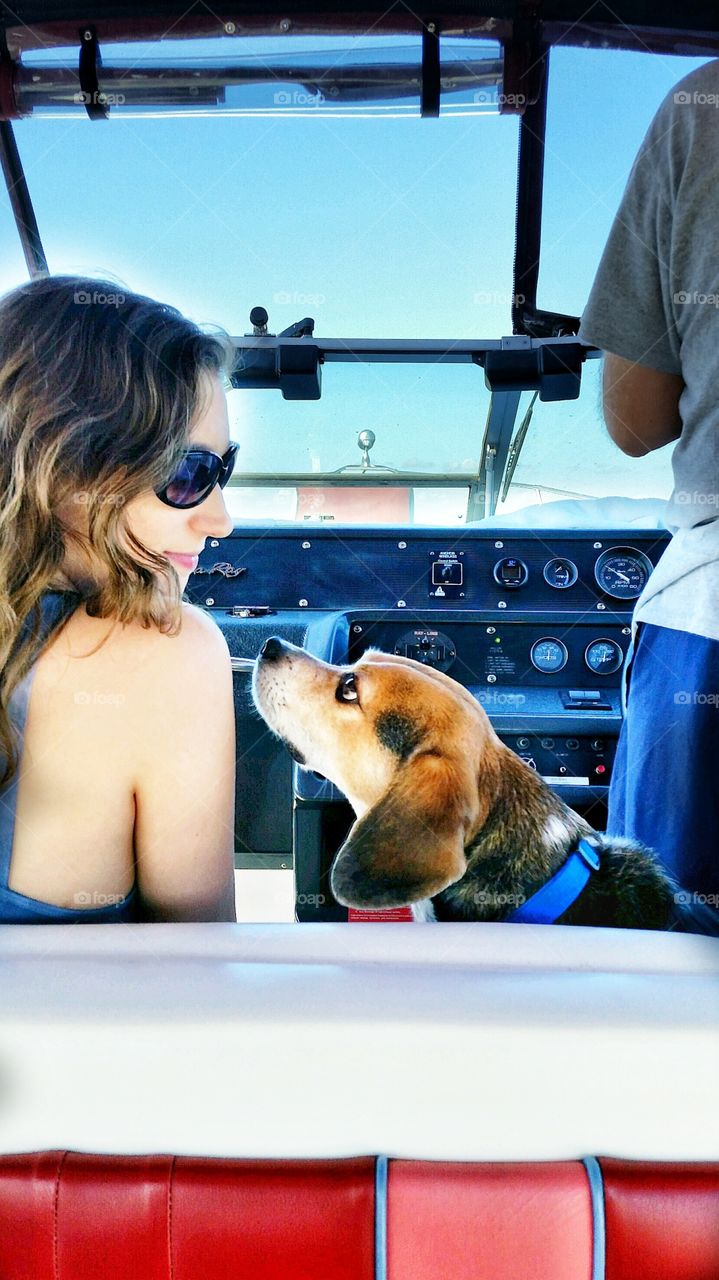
[594,547,653,600]
[585,638,624,675]
[543,557,578,589]
[530,637,569,673]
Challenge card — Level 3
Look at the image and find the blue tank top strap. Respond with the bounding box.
[5,589,83,687]
[0,591,81,879]
[0,590,139,924]
[0,672,32,889]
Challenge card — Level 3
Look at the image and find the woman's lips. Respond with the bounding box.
[165,552,199,570]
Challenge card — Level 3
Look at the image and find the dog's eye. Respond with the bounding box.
[336,672,359,703]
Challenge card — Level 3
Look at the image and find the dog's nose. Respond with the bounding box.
[259,636,286,662]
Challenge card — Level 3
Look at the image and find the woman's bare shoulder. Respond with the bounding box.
[49,599,229,685]
[130,602,230,695]
[68,597,221,641]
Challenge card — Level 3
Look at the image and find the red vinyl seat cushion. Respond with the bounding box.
[600,1157,719,1280]
[386,1160,593,1280]
[0,1151,376,1280]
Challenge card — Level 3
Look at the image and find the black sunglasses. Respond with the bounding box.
[155,442,240,509]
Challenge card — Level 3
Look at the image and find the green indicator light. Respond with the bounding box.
[494,636,502,644]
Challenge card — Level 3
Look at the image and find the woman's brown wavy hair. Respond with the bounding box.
[0,274,234,791]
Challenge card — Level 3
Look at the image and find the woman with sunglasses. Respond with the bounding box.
[0,275,239,923]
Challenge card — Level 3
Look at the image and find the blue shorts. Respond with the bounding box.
[608,622,719,897]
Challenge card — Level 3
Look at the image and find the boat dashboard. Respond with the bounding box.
[185,522,669,921]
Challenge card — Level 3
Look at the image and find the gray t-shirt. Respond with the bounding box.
[578,59,719,641]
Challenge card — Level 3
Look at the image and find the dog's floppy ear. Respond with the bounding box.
[330,752,471,908]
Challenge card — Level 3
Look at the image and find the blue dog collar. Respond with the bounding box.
[505,836,601,925]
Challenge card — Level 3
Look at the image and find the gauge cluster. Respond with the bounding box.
[190,527,668,614]
[500,546,655,602]
[349,619,630,689]
[475,543,656,607]
[529,635,624,675]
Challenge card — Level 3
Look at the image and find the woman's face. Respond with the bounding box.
[122,373,235,589]
[54,373,235,594]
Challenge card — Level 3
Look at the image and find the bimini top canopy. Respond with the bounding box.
[2,0,719,51]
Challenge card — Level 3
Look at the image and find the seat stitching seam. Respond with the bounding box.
[167,1154,177,1280]
[52,1150,70,1280]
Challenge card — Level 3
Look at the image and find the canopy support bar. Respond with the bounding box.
[0,118,48,276]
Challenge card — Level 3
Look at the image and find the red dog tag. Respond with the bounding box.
[347,907,414,922]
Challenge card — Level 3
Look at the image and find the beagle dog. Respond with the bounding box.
[252,636,717,932]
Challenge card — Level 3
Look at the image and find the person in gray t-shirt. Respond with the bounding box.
[578,60,719,904]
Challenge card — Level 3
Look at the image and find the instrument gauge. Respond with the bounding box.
[493,557,528,589]
[585,638,623,675]
[543,557,578,590]
[594,547,653,600]
[530,638,569,674]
